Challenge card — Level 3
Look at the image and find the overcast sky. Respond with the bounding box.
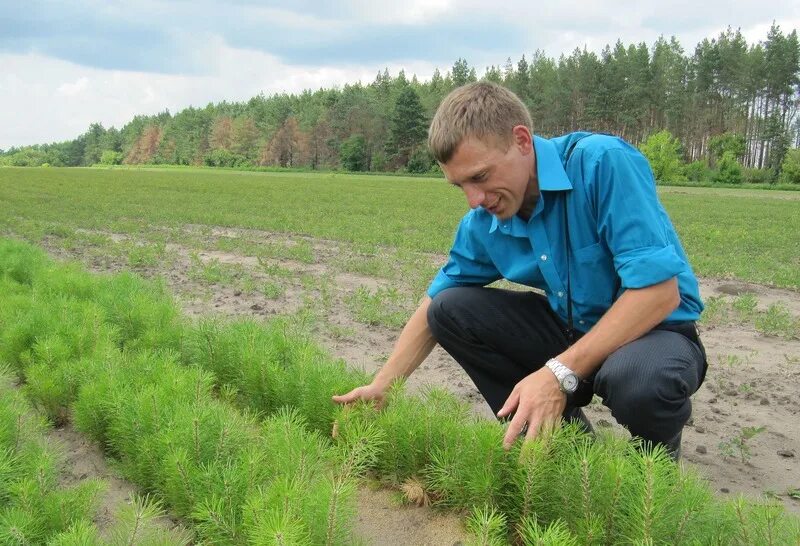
[1,1,798,150]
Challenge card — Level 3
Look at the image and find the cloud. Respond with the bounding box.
[1,0,797,149]
[0,47,439,149]
[55,77,90,97]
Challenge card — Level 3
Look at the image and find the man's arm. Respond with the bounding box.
[332,296,437,405]
[557,276,680,378]
[497,277,680,448]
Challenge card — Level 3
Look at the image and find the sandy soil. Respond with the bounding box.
[51,426,185,540]
[34,225,800,543]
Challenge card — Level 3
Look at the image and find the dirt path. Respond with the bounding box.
[51,425,184,540]
[33,225,800,540]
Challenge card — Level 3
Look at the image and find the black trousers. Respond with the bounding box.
[426,287,707,454]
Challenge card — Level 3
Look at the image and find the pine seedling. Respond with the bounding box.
[46,520,103,545]
[260,410,358,546]
[192,494,244,544]
[243,488,313,546]
[184,318,291,418]
[0,507,44,545]
[370,384,469,484]
[0,298,60,373]
[0,448,17,503]
[290,354,371,434]
[261,408,334,482]
[465,504,508,546]
[558,435,606,543]
[304,473,358,546]
[106,495,192,546]
[160,447,199,517]
[10,448,59,511]
[95,272,183,352]
[24,358,78,426]
[507,423,590,529]
[34,262,98,302]
[331,415,386,479]
[617,442,685,544]
[730,495,800,546]
[249,512,314,546]
[425,418,514,511]
[71,352,125,447]
[596,433,630,544]
[514,428,557,525]
[190,456,263,539]
[0,239,47,285]
[182,318,245,389]
[649,464,722,545]
[516,517,578,546]
[39,479,105,539]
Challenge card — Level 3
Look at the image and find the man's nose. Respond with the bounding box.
[462,183,484,209]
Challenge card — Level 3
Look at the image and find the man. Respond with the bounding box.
[333,81,706,457]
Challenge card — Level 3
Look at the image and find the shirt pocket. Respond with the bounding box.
[571,242,615,308]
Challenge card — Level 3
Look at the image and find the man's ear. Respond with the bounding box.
[511,125,533,154]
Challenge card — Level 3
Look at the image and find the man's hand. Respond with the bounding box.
[332,383,388,409]
[497,367,567,450]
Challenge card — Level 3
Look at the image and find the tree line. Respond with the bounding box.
[2,24,798,182]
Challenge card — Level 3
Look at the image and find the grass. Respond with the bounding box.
[345,286,413,328]
[700,295,800,339]
[755,303,799,339]
[2,167,800,290]
[187,253,241,285]
[719,426,767,464]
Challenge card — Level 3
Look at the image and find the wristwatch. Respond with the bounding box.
[545,358,580,395]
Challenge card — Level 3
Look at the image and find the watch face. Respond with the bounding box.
[563,374,579,393]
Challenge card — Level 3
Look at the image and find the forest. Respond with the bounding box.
[2,25,799,183]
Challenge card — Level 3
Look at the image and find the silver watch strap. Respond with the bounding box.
[545,358,572,382]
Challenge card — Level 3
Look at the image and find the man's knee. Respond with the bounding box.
[595,331,701,433]
[427,287,472,340]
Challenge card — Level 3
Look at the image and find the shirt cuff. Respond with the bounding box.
[614,245,684,289]
[427,269,460,299]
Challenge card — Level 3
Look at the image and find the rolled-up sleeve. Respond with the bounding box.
[427,213,501,298]
[589,146,686,289]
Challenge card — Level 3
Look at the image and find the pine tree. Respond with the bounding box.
[387,86,427,167]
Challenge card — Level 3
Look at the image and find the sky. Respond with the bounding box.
[1,0,798,150]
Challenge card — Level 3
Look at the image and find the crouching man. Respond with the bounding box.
[334,81,706,457]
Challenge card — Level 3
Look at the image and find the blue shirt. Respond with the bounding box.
[428,132,703,332]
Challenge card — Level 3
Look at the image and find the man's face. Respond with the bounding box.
[440,127,537,220]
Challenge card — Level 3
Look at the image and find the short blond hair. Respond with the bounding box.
[428,81,532,163]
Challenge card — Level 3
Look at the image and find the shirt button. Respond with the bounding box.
[557,291,564,298]
[540,254,547,261]
[579,320,585,325]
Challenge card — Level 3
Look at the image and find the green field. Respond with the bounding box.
[2,166,799,289]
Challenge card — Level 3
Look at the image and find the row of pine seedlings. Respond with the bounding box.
[0,237,797,545]
[0,354,188,543]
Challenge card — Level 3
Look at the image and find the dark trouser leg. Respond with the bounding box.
[427,286,705,456]
[426,286,585,423]
[593,329,706,458]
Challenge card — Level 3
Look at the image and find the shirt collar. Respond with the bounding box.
[489,135,572,235]
[533,135,573,191]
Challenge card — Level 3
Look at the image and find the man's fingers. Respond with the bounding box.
[497,390,520,418]
[331,389,359,404]
[525,418,542,442]
[524,415,558,443]
[502,410,528,450]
